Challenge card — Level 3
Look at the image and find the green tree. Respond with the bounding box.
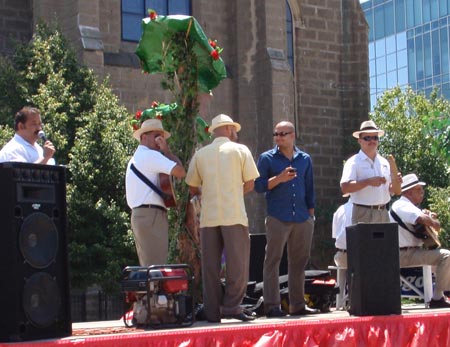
[372,87,450,189]
[67,81,136,291]
[371,86,450,247]
[0,22,137,292]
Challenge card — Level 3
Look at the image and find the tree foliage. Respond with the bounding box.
[0,22,137,292]
[371,86,450,247]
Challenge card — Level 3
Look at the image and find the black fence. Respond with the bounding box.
[70,289,124,322]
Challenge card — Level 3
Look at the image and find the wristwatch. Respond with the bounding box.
[310,215,316,221]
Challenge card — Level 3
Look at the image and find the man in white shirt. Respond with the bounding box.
[390,173,450,308]
[340,120,401,224]
[125,119,185,266]
[334,174,450,309]
[0,107,55,164]
[332,199,353,267]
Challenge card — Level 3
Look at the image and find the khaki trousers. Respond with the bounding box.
[352,204,390,224]
[131,207,168,266]
[263,216,314,313]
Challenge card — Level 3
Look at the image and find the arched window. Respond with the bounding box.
[286,0,294,72]
[121,0,191,42]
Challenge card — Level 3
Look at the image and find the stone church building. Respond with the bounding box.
[1,0,369,267]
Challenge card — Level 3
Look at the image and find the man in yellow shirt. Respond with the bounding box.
[186,114,260,323]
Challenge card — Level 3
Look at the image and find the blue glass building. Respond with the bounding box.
[360,0,450,108]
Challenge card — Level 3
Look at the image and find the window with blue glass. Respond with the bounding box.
[396,0,406,32]
[362,0,450,107]
[121,0,191,42]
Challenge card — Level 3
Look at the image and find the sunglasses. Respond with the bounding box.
[361,135,379,141]
[273,131,292,137]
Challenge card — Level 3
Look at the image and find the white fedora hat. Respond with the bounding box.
[133,119,171,141]
[401,173,426,192]
[352,120,385,138]
[208,114,241,133]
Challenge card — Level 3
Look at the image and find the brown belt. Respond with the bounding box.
[353,203,387,210]
[336,248,347,253]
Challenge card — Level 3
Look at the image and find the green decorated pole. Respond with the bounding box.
[132,11,227,295]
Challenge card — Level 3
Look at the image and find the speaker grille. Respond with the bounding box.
[22,272,61,328]
[19,212,58,269]
[0,163,71,342]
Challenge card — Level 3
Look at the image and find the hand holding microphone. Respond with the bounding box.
[38,130,47,142]
[38,130,56,161]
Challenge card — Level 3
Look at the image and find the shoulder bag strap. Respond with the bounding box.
[130,163,169,200]
[389,209,427,239]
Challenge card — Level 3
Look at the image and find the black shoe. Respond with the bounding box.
[222,311,256,321]
[290,306,320,316]
[429,297,450,309]
[266,307,287,318]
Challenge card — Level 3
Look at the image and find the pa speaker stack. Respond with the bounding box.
[346,222,401,316]
[0,162,71,342]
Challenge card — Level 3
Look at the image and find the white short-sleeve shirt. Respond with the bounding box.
[340,150,391,205]
[125,145,176,209]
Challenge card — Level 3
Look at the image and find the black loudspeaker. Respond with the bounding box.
[0,162,71,342]
[346,223,401,316]
[249,233,287,283]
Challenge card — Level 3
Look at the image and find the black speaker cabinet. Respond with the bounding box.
[346,223,401,316]
[249,233,287,283]
[0,162,71,342]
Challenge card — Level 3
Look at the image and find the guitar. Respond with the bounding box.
[423,226,441,250]
[159,173,177,208]
[417,209,441,250]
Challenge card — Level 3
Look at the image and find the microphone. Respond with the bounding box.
[38,130,47,142]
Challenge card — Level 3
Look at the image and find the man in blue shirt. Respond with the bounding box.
[255,120,316,317]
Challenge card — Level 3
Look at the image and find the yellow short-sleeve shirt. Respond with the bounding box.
[185,137,260,228]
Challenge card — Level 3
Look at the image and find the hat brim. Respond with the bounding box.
[402,181,426,192]
[208,122,241,133]
[352,129,385,138]
[133,126,171,141]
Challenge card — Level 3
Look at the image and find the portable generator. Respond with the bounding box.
[121,264,194,328]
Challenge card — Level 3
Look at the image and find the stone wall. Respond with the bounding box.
[0,0,369,268]
[0,0,33,56]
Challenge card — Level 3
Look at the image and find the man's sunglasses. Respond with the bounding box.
[361,135,379,141]
[273,131,292,137]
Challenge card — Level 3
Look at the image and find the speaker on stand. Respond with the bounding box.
[346,223,401,316]
[0,162,71,342]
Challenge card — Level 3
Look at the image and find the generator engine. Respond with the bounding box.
[121,265,194,328]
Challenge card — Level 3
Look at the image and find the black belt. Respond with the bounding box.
[353,203,387,210]
[336,248,347,253]
[135,204,167,212]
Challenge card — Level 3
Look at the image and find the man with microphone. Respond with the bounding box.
[0,106,55,164]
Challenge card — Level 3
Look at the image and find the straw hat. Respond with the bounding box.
[401,174,426,192]
[208,114,241,133]
[133,119,171,141]
[352,120,385,138]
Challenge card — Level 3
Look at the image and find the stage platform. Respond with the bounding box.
[2,304,450,347]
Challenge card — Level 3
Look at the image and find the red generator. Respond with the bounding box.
[121,264,194,328]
